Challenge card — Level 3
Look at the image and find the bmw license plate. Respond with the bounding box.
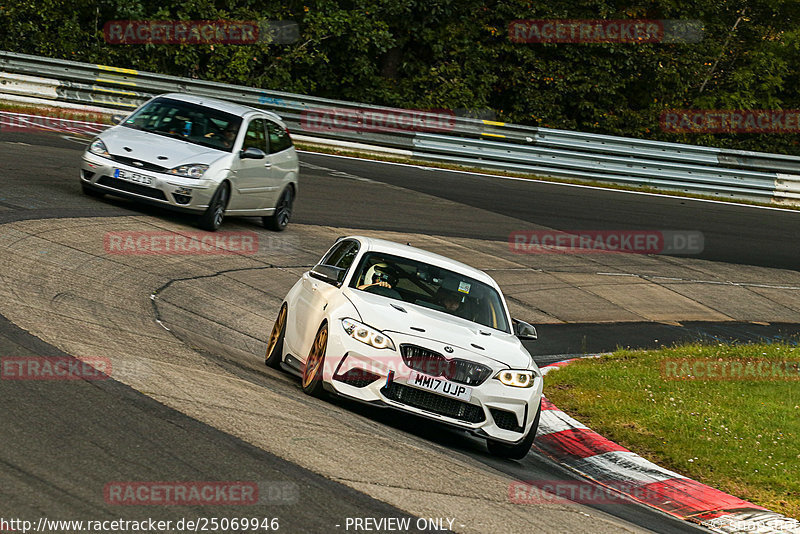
[406,371,472,401]
[114,168,154,187]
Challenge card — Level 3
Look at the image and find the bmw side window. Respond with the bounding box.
[320,242,346,266]
[243,119,267,152]
[334,242,359,272]
[267,120,293,153]
[313,241,358,286]
[321,241,359,271]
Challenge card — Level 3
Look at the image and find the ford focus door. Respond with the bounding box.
[229,117,273,211]
[266,119,297,201]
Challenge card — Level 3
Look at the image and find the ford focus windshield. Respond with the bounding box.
[121,97,242,152]
[350,252,510,333]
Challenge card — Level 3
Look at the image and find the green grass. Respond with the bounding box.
[544,343,800,519]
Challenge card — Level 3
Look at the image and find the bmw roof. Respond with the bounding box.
[346,236,500,288]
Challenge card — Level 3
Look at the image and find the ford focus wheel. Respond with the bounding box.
[263,187,293,232]
[198,183,229,231]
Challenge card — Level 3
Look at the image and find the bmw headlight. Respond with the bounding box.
[341,318,395,350]
[495,369,537,388]
[88,139,109,157]
[167,164,209,179]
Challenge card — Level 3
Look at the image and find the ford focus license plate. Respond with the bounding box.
[114,168,154,187]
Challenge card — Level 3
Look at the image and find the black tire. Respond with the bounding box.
[81,183,104,198]
[487,399,541,460]
[265,304,287,369]
[197,183,229,231]
[262,186,294,232]
[301,323,328,398]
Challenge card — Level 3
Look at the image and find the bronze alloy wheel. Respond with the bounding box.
[265,304,287,369]
[302,323,328,397]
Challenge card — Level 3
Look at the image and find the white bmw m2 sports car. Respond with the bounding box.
[265,236,543,459]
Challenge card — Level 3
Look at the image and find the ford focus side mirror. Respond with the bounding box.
[240,147,267,159]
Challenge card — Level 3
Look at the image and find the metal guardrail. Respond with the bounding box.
[2,50,799,206]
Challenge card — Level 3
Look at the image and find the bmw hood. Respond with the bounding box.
[98,126,226,167]
[344,289,535,370]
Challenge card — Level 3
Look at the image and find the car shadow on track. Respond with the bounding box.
[317,385,707,534]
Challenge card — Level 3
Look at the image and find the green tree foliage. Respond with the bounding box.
[1,0,798,153]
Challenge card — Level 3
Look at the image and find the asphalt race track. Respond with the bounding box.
[0,315,425,532]
[2,129,798,534]
[296,152,800,271]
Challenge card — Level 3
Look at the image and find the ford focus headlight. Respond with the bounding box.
[88,139,109,157]
[167,164,209,179]
[341,318,395,350]
[495,369,537,388]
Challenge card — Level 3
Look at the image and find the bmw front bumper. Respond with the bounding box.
[322,326,543,444]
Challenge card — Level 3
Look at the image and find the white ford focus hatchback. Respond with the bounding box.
[266,236,543,459]
[80,93,299,231]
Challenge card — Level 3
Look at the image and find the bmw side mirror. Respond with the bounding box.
[240,147,266,159]
[111,113,126,125]
[512,319,538,340]
[309,264,345,287]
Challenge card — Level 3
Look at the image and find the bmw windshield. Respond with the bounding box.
[121,97,242,152]
[350,252,510,333]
